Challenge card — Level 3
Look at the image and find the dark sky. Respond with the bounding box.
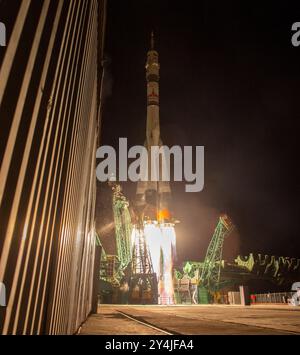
[98,0,300,262]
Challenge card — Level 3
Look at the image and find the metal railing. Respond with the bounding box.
[251,292,294,304]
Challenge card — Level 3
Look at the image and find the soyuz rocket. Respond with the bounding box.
[136,33,172,223]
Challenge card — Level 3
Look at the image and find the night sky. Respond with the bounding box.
[98,0,300,262]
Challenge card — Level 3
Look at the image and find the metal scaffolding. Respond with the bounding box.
[200,215,234,290]
[129,226,158,304]
[110,182,132,272]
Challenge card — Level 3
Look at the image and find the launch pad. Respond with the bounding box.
[80,304,300,335]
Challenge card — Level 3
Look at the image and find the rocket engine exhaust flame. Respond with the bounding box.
[131,221,176,305]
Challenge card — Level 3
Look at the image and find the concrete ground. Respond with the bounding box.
[79,304,300,335]
[79,307,162,335]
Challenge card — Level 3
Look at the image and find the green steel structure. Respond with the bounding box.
[129,225,158,304]
[234,253,300,285]
[173,211,300,305]
[200,215,235,290]
[110,182,132,273]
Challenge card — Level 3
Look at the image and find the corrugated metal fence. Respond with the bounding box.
[0,0,106,334]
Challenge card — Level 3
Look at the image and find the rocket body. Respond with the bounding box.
[146,46,160,147]
[136,34,172,222]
